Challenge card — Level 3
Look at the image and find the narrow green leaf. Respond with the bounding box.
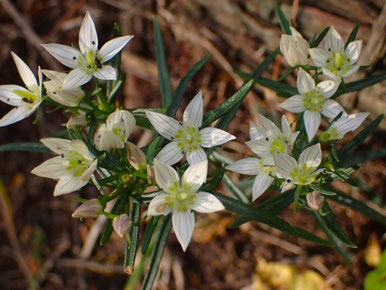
[275,5,291,34]
[310,185,336,196]
[141,214,172,290]
[153,17,172,108]
[0,142,52,153]
[202,80,254,127]
[167,54,210,117]
[215,192,332,246]
[327,191,386,226]
[107,78,124,104]
[222,173,250,204]
[337,114,384,159]
[345,24,360,47]
[333,73,386,98]
[127,203,141,268]
[107,23,122,97]
[141,216,160,254]
[145,136,163,162]
[252,48,281,79]
[338,148,386,168]
[309,27,330,48]
[310,209,352,263]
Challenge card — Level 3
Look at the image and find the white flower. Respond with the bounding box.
[42,11,133,89]
[278,68,343,141]
[42,70,84,107]
[306,191,324,210]
[72,198,103,218]
[126,142,147,170]
[280,27,310,67]
[246,114,299,165]
[147,159,224,251]
[94,110,136,151]
[321,112,369,142]
[273,143,323,187]
[0,52,42,127]
[146,91,236,165]
[226,157,274,201]
[113,214,131,238]
[31,138,98,196]
[309,26,362,80]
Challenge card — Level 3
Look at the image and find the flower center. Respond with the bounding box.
[269,136,288,154]
[165,182,196,212]
[14,88,40,107]
[77,50,103,74]
[257,159,274,175]
[62,150,92,177]
[303,90,325,112]
[289,163,318,185]
[321,127,339,142]
[326,52,351,77]
[175,126,202,153]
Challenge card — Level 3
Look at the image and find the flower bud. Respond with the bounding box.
[66,112,88,129]
[113,214,131,238]
[280,27,309,67]
[147,165,156,184]
[126,142,147,170]
[72,199,102,218]
[306,191,324,210]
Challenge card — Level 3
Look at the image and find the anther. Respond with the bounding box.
[73,56,76,60]
[77,160,82,164]
[87,65,91,69]
[92,41,96,45]
[286,178,291,183]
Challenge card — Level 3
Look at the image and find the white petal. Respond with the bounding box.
[79,11,98,54]
[98,35,134,62]
[31,156,67,179]
[145,111,181,140]
[80,159,98,182]
[345,40,362,64]
[62,69,92,89]
[186,147,207,166]
[309,48,330,67]
[94,126,123,151]
[154,159,180,190]
[297,68,315,94]
[252,173,274,201]
[273,153,298,179]
[42,69,67,81]
[54,174,88,196]
[42,44,81,69]
[304,110,321,142]
[0,85,25,106]
[106,110,135,140]
[289,27,303,38]
[183,91,203,128]
[249,121,261,140]
[330,112,369,138]
[200,127,236,147]
[147,194,170,216]
[278,95,305,113]
[321,67,340,80]
[172,211,195,251]
[11,52,37,90]
[0,106,35,127]
[342,64,359,78]
[41,138,71,155]
[245,139,271,157]
[69,140,94,160]
[226,158,261,175]
[257,114,281,138]
[93,65,116,80]
[321,100,344,118]
[281,115,292,138]
[155,142,184,165]
[192,192,224,213]
[316,80,339,99]
[182,160,207,192]
[299,143,322,170]
[325,27,344,52]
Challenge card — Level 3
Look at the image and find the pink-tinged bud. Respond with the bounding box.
[72,199,102,218]
[113,214,131,238]
[147,165,155,184]
[280,27,310,67]
[126,142,147,170]
[66,112,88,129]
[306,191,325,210]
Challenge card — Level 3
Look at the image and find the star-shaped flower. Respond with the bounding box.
[278,68,343,141]
[309,26,362,80]
[0,52,42,127]
[42,11,133,89]
[320,112,369,142]
[280,27,310,67]
[31,138,98,196]
[247,114,299,165]
[147,159,224,251]
[146,91,236,165]
[273,143,323,187]
[93,110,136,151]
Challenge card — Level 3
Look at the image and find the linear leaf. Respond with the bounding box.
[309,27,330,48]
[127,203,141,268]
[141,216,160,254]
[338,148,386,168]
[0,142,52,153]
[275,5,291,34]
[345,24,360,47]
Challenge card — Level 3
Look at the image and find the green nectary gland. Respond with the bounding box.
[165,182,196,212]
[326,51,351,77]
[269,136,289,154]
[14,88,40,107]
[62,150,91,177]
[320,127,339,142]
[175,126,202,153]
[77,49,103,74]
[289,163,317,185]
[303,90,325,112]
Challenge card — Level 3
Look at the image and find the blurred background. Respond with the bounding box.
[0,0,385,289]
